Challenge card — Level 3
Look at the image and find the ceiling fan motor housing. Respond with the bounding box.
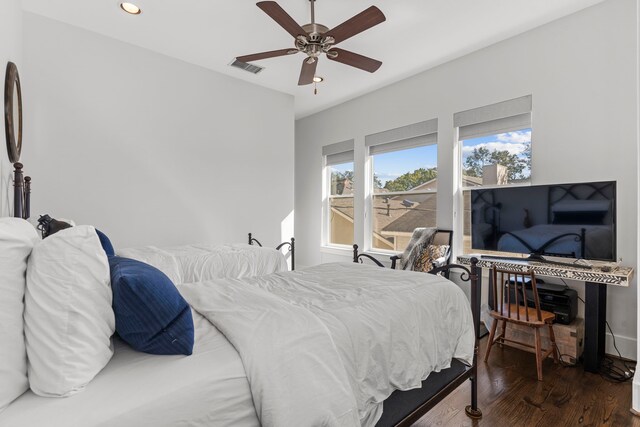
[296,23,335,60]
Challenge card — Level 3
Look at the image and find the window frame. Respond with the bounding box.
[455,96,533,257]
[365,120,439,254]
[322,140,355,249]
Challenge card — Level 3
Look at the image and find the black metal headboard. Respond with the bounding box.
[248,233,295,270]
[12,162,30,220]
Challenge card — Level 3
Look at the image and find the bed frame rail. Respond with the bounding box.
[248,233,295,270]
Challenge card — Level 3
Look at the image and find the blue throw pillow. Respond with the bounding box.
[95,229,115,256]
[109,256,194,355]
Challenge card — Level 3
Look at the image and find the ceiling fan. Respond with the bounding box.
[236,1,386,86]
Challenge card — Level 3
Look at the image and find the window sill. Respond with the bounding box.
[320,245,353,256]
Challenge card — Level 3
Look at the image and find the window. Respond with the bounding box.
[455,95,532,254]
[366,119,438,252]
[324,140,354,246]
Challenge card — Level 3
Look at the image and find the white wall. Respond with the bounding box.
[0,0,23,217]
[295,0,638,359]
[21,13,294,249]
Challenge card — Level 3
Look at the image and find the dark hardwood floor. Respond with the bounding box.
[415,336,638,426]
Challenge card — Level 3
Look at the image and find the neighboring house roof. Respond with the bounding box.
[463,175,483,186]
[332,174,482,238]
[405,177,438,193]
[331,196,410,232]
[329,200,395,247]
[381,194,437,234]
[381,175,481,234]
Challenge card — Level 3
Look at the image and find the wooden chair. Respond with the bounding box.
[484,267,558,381]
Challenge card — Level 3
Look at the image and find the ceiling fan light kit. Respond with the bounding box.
[236,0,385,86]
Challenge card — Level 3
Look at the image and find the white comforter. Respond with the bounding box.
[117,243,287,284]
[178,262,475,427]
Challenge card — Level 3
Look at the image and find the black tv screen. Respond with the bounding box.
[470,181,616,261]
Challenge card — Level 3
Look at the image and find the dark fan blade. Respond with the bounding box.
[237,49,297,63]
[298,57,318,86]
[327,48,382,73]
[257,1,307,39]
[326,6,386,45]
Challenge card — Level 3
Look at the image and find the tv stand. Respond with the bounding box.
[479,254,593,269]
[457,254,634,374]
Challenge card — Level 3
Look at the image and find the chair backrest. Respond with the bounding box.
[491,266,543,322]
[432,229,453,264]
[389,229,454,270]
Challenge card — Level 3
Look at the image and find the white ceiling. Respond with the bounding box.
[22,0,605,118]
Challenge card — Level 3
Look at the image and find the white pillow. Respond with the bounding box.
[0,218,39,412]
[24,225,115,397]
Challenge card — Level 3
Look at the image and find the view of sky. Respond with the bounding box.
[462,129,532,177]
[373,145,438,185]
[330,128,532,185]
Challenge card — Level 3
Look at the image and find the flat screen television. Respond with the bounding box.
[470,181,616,262]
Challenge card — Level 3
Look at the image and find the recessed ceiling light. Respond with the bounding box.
[120,2,142,15]
[313,76,324,83]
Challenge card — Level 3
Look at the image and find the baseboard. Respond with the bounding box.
[605,332,637,361]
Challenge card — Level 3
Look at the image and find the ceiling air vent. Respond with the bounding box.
[229,58,264,74]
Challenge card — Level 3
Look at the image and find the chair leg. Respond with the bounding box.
[534,328,543,381]
[499,320,507,345]
[484,318,499,363]
[548,323,559,364]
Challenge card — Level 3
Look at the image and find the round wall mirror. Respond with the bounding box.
[4,62,22,163]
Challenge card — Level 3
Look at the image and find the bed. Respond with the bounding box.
[0,260,482,427]
[2,161,482,426]
[497,182,615,259]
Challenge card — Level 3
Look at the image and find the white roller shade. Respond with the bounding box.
[368,133,438,156]
[366,119,438,155]
[455,95,532,140]
[326,151,354,166]
[323,140,354,166]
[458,112,531,140]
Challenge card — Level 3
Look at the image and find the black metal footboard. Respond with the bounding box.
[352,244,385,267]
[248,233,295,270]
[427,260,482,421]
[352,250,483,424]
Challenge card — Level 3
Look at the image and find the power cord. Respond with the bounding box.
[552,341,579,368]
[558,279,636,382]
[604,320,635,382]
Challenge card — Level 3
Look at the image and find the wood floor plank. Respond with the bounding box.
[413,336,638,426]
